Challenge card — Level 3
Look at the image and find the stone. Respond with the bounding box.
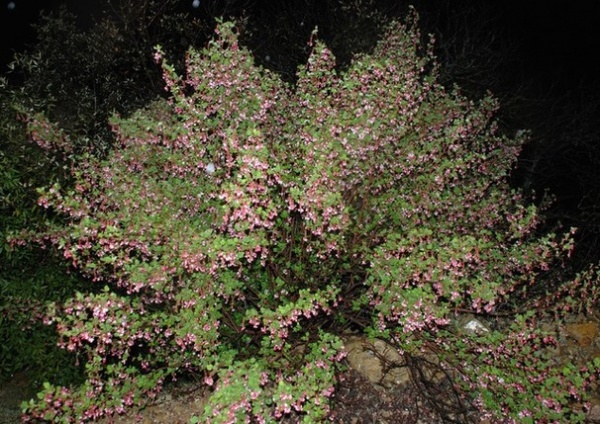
[566,322,598,347]
[342,336,412,389]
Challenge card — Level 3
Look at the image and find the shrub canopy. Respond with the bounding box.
[23,15,593,424]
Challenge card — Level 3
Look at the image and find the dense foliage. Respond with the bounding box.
[0,0,215,393]
[0,76,92,390]
[14,13,599,423]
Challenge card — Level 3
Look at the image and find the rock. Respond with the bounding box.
[566,322,598,347]
[342,336,411,389]
[587,401,600,423]
[455,314,491,334]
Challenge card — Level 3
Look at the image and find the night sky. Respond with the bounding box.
[501,1,600,89]
[1,0,106,66]
[2,0,599,89]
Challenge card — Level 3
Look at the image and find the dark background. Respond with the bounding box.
[2,0,599,88]
[1,0,106,66]
[501,0,600,88]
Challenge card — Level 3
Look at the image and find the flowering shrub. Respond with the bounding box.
[22,13,597,423]
[419,312,596,424]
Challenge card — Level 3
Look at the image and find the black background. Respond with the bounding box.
[2,1,599,86]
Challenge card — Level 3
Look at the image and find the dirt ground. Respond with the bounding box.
[0,362,462,424]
